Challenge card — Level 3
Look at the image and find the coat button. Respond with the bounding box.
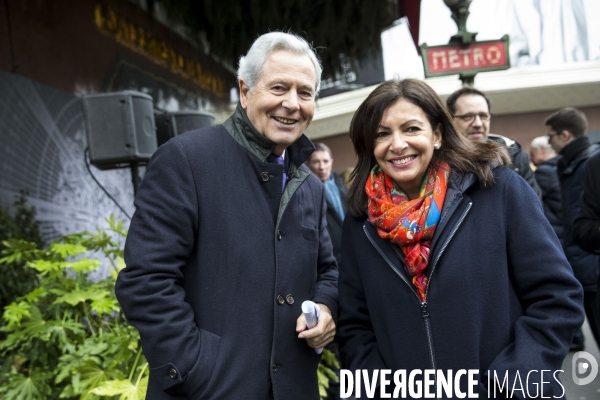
[261,172,270,181]
[169,368,178,379]
[286,294,294,304]
[277,295,285,305]
[277,230,282,240]
[272,364,279,372]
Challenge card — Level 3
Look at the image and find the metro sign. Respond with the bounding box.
[420,35,510,78]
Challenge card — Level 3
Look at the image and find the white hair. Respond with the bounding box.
[237,32,322,94]
[531,136,555,154]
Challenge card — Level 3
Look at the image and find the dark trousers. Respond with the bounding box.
[584,291,600,348]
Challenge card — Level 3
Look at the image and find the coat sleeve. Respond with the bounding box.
[485,171,585,398]
[513,148,542,199]
[115,140,203,396]
[534,166,563,223]
[311,183,339,322]
[573,153,600,254]
[338,217,387,373]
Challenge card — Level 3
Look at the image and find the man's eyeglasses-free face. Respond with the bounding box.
[454,113,491,123]
[546,132,558,140]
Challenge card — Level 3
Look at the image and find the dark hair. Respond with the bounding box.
[347,79,510,219]
[544,107,588,138]
[446,86,492,115]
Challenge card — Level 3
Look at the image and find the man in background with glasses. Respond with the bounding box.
[447,87,542,198]
[545,107,600,350]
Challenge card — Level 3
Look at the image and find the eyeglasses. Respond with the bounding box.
[454,113,491,123]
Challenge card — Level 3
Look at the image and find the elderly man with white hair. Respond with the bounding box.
[116,32,338,400]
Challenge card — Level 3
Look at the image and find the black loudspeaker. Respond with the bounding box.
[83,91,157,169]
[155,111,215,146]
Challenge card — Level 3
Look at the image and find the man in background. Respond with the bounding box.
[446,86,542,198]
[306,142,346,400]
[573,150,600,345]
[531,134,585,350]
[530,136,563,243]
[546,107,600,349]
[573,151,600,256]
[306,142,347,267]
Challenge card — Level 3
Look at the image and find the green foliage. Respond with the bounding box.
[0,212,340,398]
[318,347,340,399]
[0,191,44,311]
[0,216,147,400]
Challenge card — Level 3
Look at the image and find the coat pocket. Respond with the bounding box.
[179,329,222,398]
[302,226,319,242]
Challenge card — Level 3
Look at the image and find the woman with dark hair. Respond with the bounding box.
[338,79,584,398]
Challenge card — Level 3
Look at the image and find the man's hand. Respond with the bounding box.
[296,303,336,349]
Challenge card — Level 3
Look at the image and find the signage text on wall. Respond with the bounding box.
[95,4,226,98]
[420,35,510,78]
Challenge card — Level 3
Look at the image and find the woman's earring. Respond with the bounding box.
[434,143,440,149]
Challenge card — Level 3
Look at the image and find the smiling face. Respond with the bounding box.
[374,99,442,200]
[239,50,316,155]
[453,94,490,143]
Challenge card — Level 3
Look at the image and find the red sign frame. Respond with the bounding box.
[420,35,510,78]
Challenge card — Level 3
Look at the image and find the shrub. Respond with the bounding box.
[0,215,339,399]
[0,216,147,399]
[0,191,43,312]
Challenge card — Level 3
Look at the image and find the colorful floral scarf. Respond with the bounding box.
[366,161,451,302]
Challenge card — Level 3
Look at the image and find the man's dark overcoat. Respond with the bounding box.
[557,136,600,291]
[573,150,600,254]
[116,105,338,400]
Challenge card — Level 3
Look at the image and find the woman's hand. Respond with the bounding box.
[296,303,336,349]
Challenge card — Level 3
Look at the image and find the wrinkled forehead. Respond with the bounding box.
[260,50,318,90]
[455,94,489,113]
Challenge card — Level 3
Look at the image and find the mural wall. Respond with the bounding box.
[0,70,134,245]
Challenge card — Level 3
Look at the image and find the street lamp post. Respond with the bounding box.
[420,1,510,85]
[443,0,477,84]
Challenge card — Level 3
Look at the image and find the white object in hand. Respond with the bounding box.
[301,300,323,354]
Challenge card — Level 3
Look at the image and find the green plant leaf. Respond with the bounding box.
[23,287,45,302]
[2,300,31,327]
[66,258,101,274]
[107,214,128,238]
[91,296,120,317]
[0,368,53,400]
[30,259,61,275]
[91,377,148,399]
[53,287,110,307]
[50,243,87,258]
[0,306,52,352]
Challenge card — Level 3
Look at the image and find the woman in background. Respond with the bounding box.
[338,79,584,398]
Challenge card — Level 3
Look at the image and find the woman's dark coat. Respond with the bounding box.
[338,167,584,399]
[116,105,338,399]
